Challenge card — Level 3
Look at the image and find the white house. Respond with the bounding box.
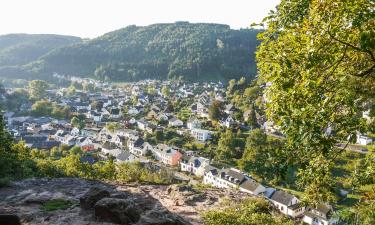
[221,116,235,128]
[187,118,201,130]
[268,190,305,218]
[109,108,121,119]
[169,117,183,127]
[203,167,247,189]
[128,107,139,115]
[128,138,153,156]
[71,127,80,136]
[180,156,210,177]
[303,204,337,225]
[357,134,373,145]
[151,144,182,166]
[191,128,212,142]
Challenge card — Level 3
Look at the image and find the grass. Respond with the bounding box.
[40,199,74,211]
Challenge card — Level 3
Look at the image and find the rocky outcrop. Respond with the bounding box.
[0,178,249,225]
[80,186,110,209]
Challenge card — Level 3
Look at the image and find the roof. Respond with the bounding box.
[315,204,332,215]
[116,151,132,161]
[133,138,145,147]
[240,179,261,192]
[270,190,295,205]
[220,168,247,183]
[169,117,181,122]
[204,165,218,175]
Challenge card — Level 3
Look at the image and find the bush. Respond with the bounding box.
[40,199,74,211]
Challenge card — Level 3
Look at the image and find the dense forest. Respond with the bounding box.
[0,34,81,67]
[0,23,260,82]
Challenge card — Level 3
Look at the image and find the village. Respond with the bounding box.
[2,75,373,225]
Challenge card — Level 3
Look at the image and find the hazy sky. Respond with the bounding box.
[0,0,280,38]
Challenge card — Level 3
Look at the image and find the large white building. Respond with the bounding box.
[180,156,210,177]
[191,128,212,142]
[203,167,266,196]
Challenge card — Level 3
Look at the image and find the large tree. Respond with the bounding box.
[28,80,49,100]
[256,0,374,205]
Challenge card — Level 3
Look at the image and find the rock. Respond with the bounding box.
[136,208,189,225]
[0,214,21,225]
[79,186,110,209]
[167,185,194,196]
[94,197,141,224]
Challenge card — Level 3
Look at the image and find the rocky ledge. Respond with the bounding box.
[0,178,250,225]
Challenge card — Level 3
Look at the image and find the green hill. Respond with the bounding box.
[0,23,260,82]
[0,34,82,67]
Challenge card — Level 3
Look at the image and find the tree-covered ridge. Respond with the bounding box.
[0,34,82,67]
[16,23,260,82]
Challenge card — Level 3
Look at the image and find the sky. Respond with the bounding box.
[0,0,280,38]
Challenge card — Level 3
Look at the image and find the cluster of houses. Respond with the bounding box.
[180,155,337,225]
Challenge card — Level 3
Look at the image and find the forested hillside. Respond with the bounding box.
[0,34,82,67]
[0,23,260,82]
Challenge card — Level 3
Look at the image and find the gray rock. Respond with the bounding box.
[137,208,189,225]
[94,197,141,224]
[80,186,110,209]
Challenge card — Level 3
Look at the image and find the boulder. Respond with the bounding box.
[0,214,21,225]
[94,197,141,224]
[80,186,110,209]
[136,208,189,225]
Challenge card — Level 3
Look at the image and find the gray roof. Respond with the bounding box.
[239,179,261,192]
[116,151,132,161]
[270,190,295,205]
[220,168,247,183]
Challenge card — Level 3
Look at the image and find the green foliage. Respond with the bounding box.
[239,129,287,184]
[161,86,170,97]
[40,199,74,212]
[28,80,49,99]
[71,116,84,129]
[106,122,121,133]
[31,100,70,118]
[256,0,374,206]
[5,88,29,111]
[216,129,245,161]
[0,34,81,67]
[208,100,224,121]
[202,198,293,225]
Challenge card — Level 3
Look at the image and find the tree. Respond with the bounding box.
[216,129,244,161]
[69,146,83,155]
[71,116,84,130]
[31,100,53,116]
[28,80,49,99]
[161,86,170,97]
[5,88,29,111]
[256,0,374,205]
[208,100,224,121]
[239,129,287,184]
[66,85,76,96]
[82,82,96,92]
[51,104,70,119]
[106,122,120,133]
